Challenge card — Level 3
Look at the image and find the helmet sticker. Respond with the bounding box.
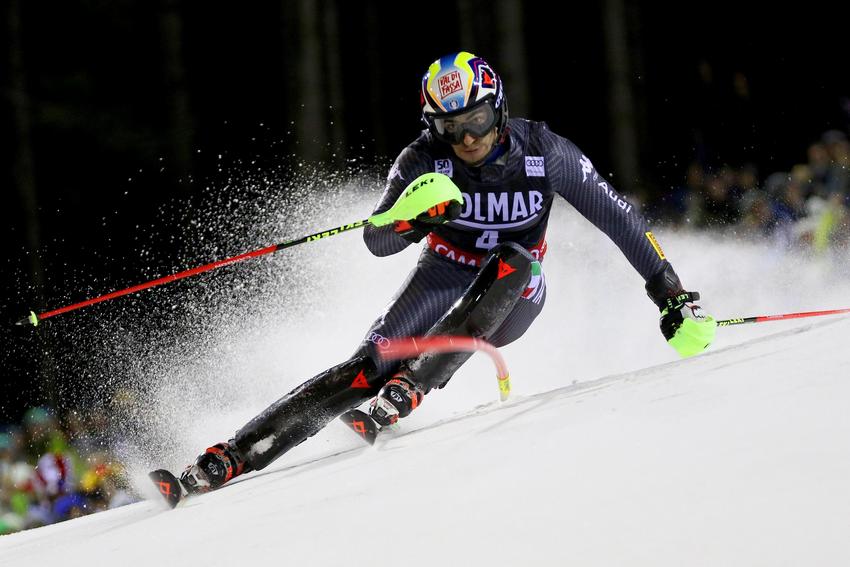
[439,70,463,99]
[477,64,496,91]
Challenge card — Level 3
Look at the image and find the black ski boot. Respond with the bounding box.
[179,441,248,494]
[369,373,424,427]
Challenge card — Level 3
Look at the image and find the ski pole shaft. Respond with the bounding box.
[717,307,850,327]
[379,336,512,402]
[16,219,369,327]
[16,172,465,328]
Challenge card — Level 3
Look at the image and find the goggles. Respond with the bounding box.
[429,101,498,145]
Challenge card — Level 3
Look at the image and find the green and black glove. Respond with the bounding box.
[659,291,716,357]
[646,265,716,358]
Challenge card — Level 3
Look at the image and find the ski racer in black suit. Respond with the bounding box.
[175,51,717,495]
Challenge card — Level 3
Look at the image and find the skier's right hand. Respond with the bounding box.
[393,199,461,243]
[414,199,462,225]
[393,219,430,243]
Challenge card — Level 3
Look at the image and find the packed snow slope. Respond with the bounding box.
[2,316,849,566]
[2,197,850,566]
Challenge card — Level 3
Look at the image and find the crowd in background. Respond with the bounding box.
[0,406,135,534]
[647,129,850,253]
[3,128,849,536]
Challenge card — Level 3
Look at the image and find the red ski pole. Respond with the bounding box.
[15,219,369,327]
[15,171,464,328]
[716,307,850,327]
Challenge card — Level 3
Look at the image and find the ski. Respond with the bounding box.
[339,409,381,445]
[149,469,186,509]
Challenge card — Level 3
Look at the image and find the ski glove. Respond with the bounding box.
[659,291,717,358]
[393,199,462,244]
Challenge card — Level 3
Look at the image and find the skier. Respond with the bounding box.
[168,51,717,498]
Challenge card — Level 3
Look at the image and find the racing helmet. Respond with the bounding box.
[421,52,509,145]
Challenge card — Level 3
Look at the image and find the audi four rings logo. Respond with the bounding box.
[525,156,545,177]
[368,332,390,348]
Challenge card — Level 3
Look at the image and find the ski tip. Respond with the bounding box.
[340,409,380,446]
[149,469,184,509]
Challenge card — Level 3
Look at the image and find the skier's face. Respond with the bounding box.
[451,127,498,166]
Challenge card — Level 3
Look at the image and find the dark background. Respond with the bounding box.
[3,1,849,421]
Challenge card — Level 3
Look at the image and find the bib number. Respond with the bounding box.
[475,230,500,250]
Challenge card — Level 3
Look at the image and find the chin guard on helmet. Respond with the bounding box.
[421,51,508,144]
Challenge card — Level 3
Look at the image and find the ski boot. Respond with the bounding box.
[340,373,424,445]
[179,441,248,495]
[369,373,424,427]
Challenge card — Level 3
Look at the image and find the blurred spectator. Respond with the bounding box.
[0,404,137,534]
[738,189,767,232]
[736,164,760,203]
[700,171,741,227]
[822,130,850,196]
[78,452,134,511]
[785,197,848,256]
[22,407,71,464]
[807,141,832,191]
[0,428,35,534]
[653,127,849,255]
[648,161,706,225]
[0,431,28,534]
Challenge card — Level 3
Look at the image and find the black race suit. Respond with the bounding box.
[357,117,668,371]
[233,118,671,471]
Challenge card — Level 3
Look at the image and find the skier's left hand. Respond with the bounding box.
[658,291,716,358]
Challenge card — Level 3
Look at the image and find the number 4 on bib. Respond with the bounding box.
[476,230,500,249]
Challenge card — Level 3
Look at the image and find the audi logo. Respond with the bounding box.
[368,332,391,348]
